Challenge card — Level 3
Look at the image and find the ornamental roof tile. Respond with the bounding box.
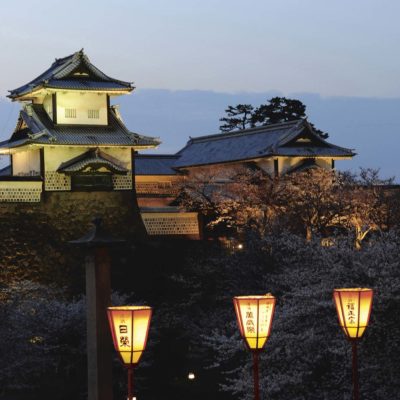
[8,49,133,99]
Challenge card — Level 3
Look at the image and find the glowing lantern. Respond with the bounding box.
[107,306,152,400]
[233,294,276,351]
[333,288,373,340]
[233,294,276,400]
[188,372,195,380]
[333,288,373,400]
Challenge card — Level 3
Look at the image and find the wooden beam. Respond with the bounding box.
[274,159,279,177]
[52,93,57,124]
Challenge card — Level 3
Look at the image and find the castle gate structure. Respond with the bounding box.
[0,50,201,240]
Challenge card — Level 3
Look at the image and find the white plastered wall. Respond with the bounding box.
[256,159,275,175]
[279,157,332,174]
[43,95,53,120]
[12,149,41,176]
[56,92,108,125]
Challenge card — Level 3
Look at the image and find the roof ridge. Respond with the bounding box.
[136,154,180,158]
[188,119,302,144]
[8,50,133,98]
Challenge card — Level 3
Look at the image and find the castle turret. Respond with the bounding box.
[0,49,160,195]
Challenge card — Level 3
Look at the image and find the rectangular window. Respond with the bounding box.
[65,108,77,118]
[71,174,113,191]
[88,109,100,119]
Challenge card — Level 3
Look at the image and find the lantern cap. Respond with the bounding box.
[108,306,152,311]
[334,288,372,292]
[234,293,275,300]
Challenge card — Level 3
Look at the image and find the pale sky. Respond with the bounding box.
[1,0,400,98]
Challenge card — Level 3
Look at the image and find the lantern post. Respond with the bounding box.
[233,294,276,400]
[70,218,125,400]
[333,288,373,400]
[107,306,153,400]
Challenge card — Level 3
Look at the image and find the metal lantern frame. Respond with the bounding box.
[233,294,276,400]
[107,305,153,400]
[333,288,374,400]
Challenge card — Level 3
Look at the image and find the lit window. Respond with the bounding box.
[65,108,77,118]
[88,109,100,119]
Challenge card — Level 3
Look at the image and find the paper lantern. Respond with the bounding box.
[107,306,152,366]
[333,288,373,340]
[233,294,276,351]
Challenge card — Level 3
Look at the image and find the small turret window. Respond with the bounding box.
[65,108,77,118]
[88,109,100,119]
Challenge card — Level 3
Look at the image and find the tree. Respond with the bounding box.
[202,232,400,400]
[252,96,306,125]
[219,97,329,139]
[178,165,286,238]
[340,168,394,250]
[219,104,254,132]
[280,168,343,241]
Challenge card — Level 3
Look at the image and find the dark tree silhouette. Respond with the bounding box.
[219,97,329,138]
[219,104,254,132]
[252,96,306,125]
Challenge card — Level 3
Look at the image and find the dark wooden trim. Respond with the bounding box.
[131,149,136,189]
[10,154,13,176]
[0,176,42,181]
[39,148,45,200]
[331,159,335,169]
[52,93,57,124]
[39,148,45,176]
[106,95,110,125]
[274,159,279,177]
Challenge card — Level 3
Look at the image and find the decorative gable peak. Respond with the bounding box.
[8,49,134,100]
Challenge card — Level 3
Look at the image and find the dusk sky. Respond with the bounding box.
[1,1,399,177]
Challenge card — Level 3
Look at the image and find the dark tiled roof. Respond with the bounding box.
[0,104,160,148]
[8,49,133,98]
[174,120,355,168]
[135,154,180,175]
[58,148,128,174]
[44,79,131,91]
[0,165,11,176]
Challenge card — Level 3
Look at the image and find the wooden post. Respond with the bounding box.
[70,218,126,400]
[85,247,113,400]
[252,352,260,400]
[352,341,360,400]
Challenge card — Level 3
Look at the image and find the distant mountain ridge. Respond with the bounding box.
[1,90,400,179]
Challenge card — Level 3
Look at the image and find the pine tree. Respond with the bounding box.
[219,104,254,132]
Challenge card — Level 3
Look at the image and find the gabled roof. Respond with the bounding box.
[174,120,355,168]
[135,154,180,175]
[0,104,160,149]
[57,148,128,174]
[8,49,133,99]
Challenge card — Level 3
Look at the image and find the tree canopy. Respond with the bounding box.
[219,96,329,139]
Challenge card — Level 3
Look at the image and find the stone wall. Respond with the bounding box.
[0,191,147,291]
